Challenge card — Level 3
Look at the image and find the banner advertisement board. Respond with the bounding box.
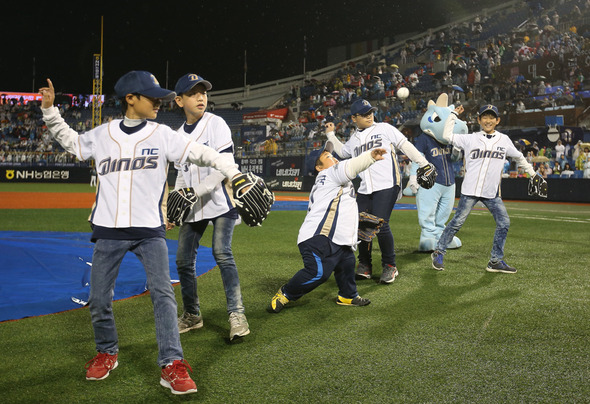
[0,167,90,183]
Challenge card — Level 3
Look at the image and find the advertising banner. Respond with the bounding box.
[0,166,90,183]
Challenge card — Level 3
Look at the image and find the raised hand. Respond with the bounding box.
[39,78,55,109]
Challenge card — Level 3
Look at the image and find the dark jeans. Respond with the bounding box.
[356,186,399,267]
[283,235,358,300]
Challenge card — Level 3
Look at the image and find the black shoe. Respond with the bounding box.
[486,260,517,274]
[355,263,372,279]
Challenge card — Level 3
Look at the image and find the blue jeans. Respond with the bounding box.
[357,186,399,267]
[436,194,510,262]
[176,216,244,315]
[90,237,183,367]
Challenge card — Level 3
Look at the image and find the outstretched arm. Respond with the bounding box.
[186,144,241,180]
[344,148,386,179]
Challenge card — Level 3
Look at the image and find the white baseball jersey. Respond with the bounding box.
[175,112,236,221]
[339,122,406,194]
[42,106,238,240]
[443,113,535,198]
[297,160,359,248]
[448,130,534,198]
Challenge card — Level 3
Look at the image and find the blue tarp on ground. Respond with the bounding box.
[0,231,216,322]
[0,200,416,322]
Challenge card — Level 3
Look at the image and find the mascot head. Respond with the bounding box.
[420,93,468,144]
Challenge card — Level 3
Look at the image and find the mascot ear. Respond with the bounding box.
[435,93,448,107]
[427,100,435,107]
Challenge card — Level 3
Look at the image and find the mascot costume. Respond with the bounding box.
[406,93,468,251]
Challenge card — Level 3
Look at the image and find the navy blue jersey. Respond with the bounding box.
[413,133,456,186]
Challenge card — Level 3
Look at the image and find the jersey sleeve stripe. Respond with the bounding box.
[316,188,343,239]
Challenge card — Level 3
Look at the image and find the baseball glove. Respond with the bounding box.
[231,173,275,227]
[416,163,437,189]
[358,212,384,242]
[167,187,198,226]
[528,174,548,198]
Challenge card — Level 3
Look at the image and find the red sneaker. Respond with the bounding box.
[160,359,198,395]
[85,352,118,380]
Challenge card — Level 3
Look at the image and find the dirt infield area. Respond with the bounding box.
[0,191,308,209]
[0,192,96,209]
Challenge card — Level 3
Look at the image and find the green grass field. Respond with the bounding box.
[1,183,589,403]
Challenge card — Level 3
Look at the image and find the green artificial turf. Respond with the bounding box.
[0,184,589,403]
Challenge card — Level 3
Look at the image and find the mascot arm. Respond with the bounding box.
[408,160,420,193]
[409,160,419,176]
[326,131,344,156]
[451,146,463,162]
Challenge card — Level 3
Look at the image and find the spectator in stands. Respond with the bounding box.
[576,147,589,170]
[572,140,583,163]
[552,160,561,175]
[554,139,565,160]
[544,162,552,176]
[561,162,574,177]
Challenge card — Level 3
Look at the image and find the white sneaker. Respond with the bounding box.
[178,312,203,334]
[228,312,250,341]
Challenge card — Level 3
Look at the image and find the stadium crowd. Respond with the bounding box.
[2,0,590,178]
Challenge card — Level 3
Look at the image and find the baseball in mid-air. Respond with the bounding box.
[397,87,410,99]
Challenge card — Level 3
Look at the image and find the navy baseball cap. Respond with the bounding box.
[114,71,175,100]
[351,99,377,115]
[175,73,213,95]
[478,104,499,117]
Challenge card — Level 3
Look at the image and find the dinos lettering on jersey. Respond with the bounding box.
[430,146,452,157]
[353,134,383,156]
[97,148,159,175]
[469,146,506,160]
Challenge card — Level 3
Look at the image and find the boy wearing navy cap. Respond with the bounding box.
[431,104,547,273]
[39,71,245,395]
[170,73,250,341]
[326,99,435,284]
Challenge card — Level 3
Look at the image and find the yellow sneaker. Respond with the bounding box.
[336,295,371,306]
[268,287,290,313]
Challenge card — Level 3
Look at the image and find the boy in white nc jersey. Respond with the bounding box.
[431,104,541,274]
[170,73,249,341]
[268,147,387,313]
[39,71,243,395]
[326,99,432,284]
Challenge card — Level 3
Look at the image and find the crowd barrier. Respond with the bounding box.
[1,163,588,203]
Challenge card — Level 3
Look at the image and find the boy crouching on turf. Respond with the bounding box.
[269,147,386,313]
